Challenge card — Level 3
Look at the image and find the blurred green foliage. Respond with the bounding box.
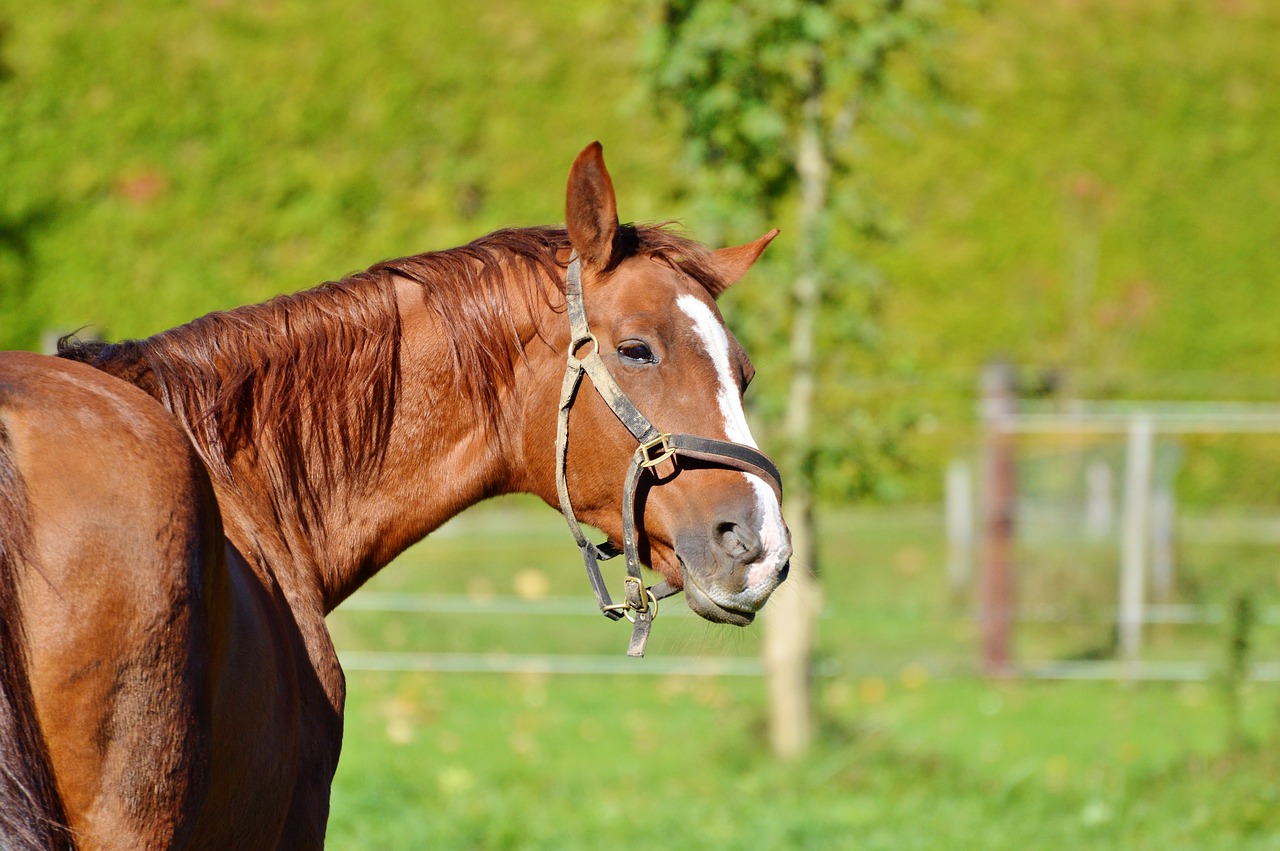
[647,0,948,213]
[0,1,684,344]
[2,0,1279,503]
[647,0,952,503]
[867,1,1280,386]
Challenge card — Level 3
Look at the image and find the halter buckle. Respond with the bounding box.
[622,579,658,622]
[602,579,659,623]
[637,433,675,469]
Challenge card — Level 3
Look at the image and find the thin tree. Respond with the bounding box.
[648,0,946,758]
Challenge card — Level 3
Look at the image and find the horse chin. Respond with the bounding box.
[679,558,756,627]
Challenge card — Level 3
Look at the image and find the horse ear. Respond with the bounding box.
[705,229,780,297]
[566,142,621,273]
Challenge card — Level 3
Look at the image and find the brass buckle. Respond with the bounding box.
[601,582,659,623]
[637,433,675,469]
[624,575,647,613]
[623,578,658,622]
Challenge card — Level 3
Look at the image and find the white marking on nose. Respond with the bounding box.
[677,295,788,589]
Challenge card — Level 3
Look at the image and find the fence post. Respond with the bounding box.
[980,362,1017,677]
[946,459,974,595]
[1119,415,1154,678]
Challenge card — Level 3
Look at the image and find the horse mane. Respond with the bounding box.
[58,224,722,533]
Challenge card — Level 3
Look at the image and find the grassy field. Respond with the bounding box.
[328,673,1280,850]
[326,502,1280,849]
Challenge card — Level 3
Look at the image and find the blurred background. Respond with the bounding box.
[4,0,1280,847]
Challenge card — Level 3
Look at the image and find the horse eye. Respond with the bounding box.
[617,340,656,364]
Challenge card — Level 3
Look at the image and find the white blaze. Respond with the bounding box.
[677,295,788,591]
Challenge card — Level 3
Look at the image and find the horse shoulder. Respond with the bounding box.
[0,351,243,845]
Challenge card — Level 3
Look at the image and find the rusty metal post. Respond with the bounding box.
[980,362,1017,677]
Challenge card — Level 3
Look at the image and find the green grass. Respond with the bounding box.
[326,503,1280,848]
[329,674,1280,850]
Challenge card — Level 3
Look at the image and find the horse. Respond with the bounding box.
[0,142,791,848]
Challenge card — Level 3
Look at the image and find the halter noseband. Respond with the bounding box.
[554,253,784,657]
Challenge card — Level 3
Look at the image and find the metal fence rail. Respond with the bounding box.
[334,593,1280,682]
[337,591,696,617]
[337,650,767,677]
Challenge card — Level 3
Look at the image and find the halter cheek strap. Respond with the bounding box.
[554,254,784,657]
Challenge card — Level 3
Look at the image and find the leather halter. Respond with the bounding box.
[554,253,784,657]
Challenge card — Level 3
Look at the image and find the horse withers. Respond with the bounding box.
[0,143,790,848]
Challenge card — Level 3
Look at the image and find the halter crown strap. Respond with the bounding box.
[555,253,783,657]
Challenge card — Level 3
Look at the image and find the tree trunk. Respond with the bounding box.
[763,489,822,759]
[764,90,827,761]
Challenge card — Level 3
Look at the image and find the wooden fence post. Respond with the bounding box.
[980,362,1017,677]
[946,459,974,595]
[1119,415,1154,678]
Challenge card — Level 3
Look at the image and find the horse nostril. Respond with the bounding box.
[715,521,762,564]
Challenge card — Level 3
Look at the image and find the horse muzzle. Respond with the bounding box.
[675,503,793,626]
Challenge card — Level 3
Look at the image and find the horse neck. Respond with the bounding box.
[105,246,563,614]
[271,271,555,611]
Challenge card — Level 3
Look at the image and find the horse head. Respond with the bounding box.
[537,143,792,635]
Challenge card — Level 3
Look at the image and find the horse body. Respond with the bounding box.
[0,144,790,847]
[0,352,334,848]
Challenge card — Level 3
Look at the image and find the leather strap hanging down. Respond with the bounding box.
[555,253,783,657]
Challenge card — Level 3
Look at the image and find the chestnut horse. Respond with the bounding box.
[0,143,790,848]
